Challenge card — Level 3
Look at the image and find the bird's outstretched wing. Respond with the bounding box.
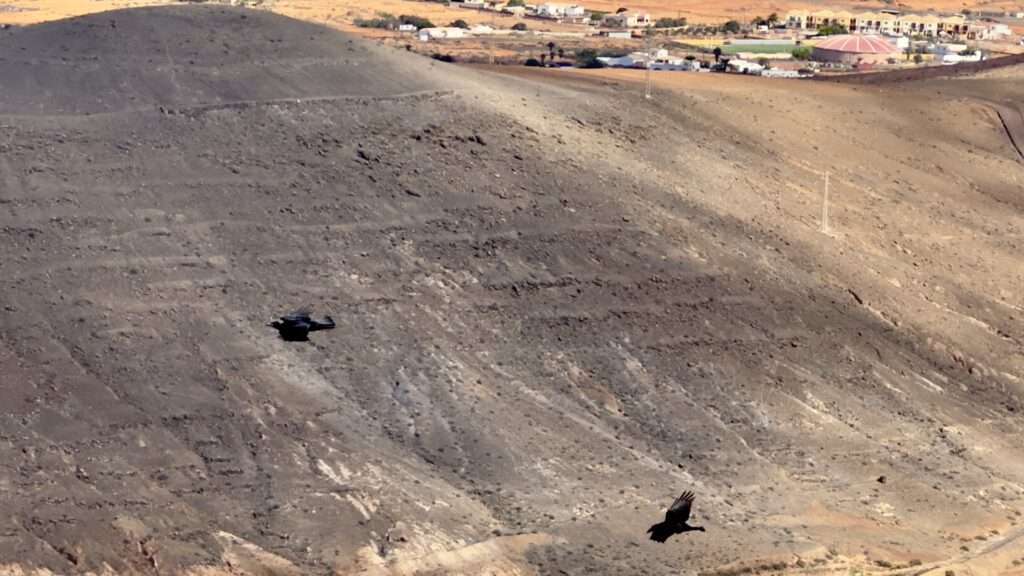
[280,307,312,323]
[664,491,695,524]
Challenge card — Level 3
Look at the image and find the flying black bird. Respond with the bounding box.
[647,490,705,543]
[269,308,335,341]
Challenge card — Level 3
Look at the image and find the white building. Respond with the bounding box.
[597,52,649,68]
[726,58,765,74]
[942,51,983,64]
[564,5,585,18]
[537,3,567,18]
[536,4,587,21]
[603,11,652,28]
[761,69,803,78]
[418,27,466,41]
[650,56,701,71]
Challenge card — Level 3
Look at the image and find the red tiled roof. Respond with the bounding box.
[815,34,897,54]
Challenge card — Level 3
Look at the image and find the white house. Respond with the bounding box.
[537,3,566,18]
[650,56,701,71]
[536,3,586,21]
[726,58,765,74]
[565,5,585,18]
[603,30,632,39]
[418,27,466,41]
[398,23,417,33]
[603,11,652,28]
[941,51,982,64]
[967,22,1012,39]
[597,52,649,68]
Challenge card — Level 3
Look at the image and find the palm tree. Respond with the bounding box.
[713,46,722,62]
[557,47,565,60]
[547,41,557,62]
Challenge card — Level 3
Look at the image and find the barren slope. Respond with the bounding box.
[1,7,1023,576]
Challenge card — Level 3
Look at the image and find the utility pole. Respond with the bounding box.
[821,171,830,234]
[489,6,496,65]
[644,28,653,99]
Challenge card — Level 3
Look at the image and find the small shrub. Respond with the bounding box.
[524,57,543,67]
[791,46,812,60]
[655,17,687,28]
[817,22,848,35]
[574,48,604,68]
[400,14,435,29]
[431,53,456,63]
[449,19,469,29]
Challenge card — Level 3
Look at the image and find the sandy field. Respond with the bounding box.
[3,0,1024,27]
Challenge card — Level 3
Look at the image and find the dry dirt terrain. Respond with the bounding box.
[2,6,1024,576]
[3,0,1024,28]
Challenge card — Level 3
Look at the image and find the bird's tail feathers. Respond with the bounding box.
[647,522,673,543]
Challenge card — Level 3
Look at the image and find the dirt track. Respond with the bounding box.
[2,7,1024,576]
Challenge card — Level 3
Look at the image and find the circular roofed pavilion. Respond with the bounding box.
[812,34,898,64]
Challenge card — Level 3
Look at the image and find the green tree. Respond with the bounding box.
[817,22,848,35]
[399,14,434,29]
[713,46,723,62]
[791,46,812,60]
[512,22,528,31]
[574,48,604,68]
[767,12,779,25]
[449,19,469,29]
[655,17,687,28]
[506,0,525,6]
[722,20,741,33]
[913,52,923,63]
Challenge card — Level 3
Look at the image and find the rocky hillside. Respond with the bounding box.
[1,7,1022,575]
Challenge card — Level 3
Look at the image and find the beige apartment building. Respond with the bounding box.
[786,9,970,37]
